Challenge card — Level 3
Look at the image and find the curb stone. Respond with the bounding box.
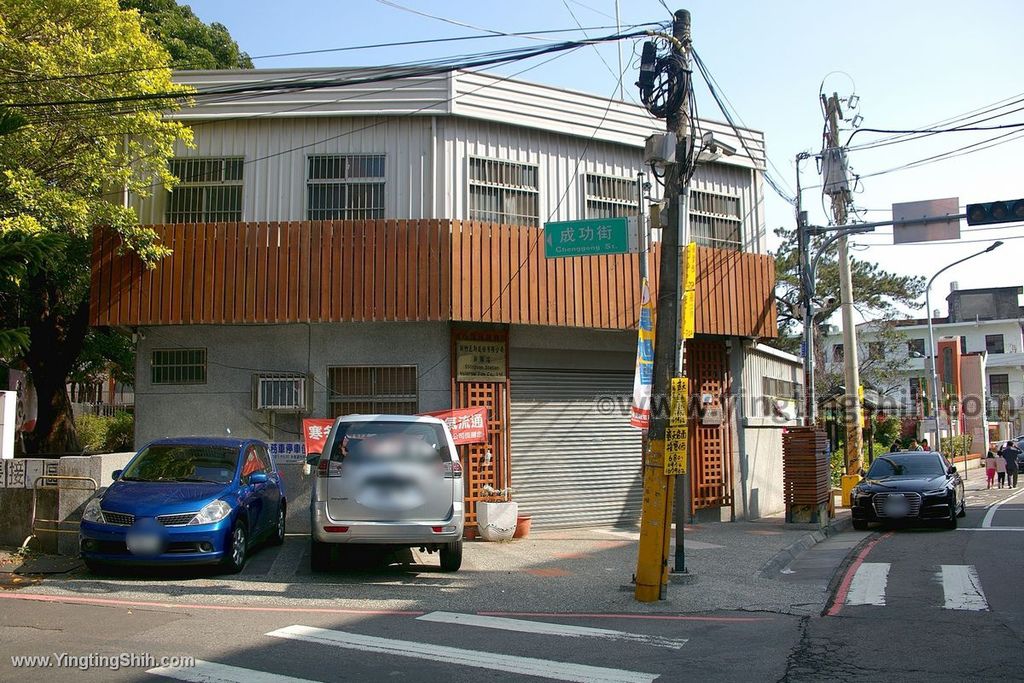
[757,516,854,578]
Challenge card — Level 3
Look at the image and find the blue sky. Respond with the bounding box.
[186,0,1024,318]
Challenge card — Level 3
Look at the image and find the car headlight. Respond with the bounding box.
[82,498,105,524]
[923,489,949,497]
[188,500,232,525]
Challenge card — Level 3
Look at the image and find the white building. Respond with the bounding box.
[823,285,1024,430]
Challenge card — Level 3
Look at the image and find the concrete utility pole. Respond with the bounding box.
[794,152,815,425]
[634,8,691,602]
[822,93,863,480]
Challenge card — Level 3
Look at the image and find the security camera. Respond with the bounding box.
[700,132,737,159]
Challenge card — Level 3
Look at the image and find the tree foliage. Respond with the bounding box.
[0,0,192,452]
[119,0,253,69]
[771,225,926,357]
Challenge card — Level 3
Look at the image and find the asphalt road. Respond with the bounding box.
[2,483,1022,682]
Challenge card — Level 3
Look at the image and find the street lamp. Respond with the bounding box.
[924,240,1003,464]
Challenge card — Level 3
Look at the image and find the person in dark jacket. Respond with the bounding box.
[1000,441,1021,489]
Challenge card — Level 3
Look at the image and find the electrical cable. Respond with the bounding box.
[560,0,643,107]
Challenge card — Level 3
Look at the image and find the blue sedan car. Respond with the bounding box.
[80,437,286,573]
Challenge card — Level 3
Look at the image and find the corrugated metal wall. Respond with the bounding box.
[740,344,803,424]
[509,368,642,529]
[134,117,437,225]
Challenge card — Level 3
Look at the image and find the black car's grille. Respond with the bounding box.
[102,511,134,526]
[158,513,197,527]
[872,492,923,518]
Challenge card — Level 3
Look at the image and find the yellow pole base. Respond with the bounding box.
[841,474,861,508]
[635,439,674,603]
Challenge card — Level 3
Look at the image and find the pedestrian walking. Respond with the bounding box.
[995,448,1008,488]
[889,442,901,453]
[921,439,930,451]
[909,439,922,451]
[1000,441,1021,489]
[985,446,998,489]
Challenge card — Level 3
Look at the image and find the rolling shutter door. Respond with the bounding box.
[510,368,642,529]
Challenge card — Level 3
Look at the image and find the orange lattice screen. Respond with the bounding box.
[687,339,734,512]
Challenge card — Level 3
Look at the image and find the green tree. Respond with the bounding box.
[120,0,253,69]
[0,0,191,452]
[771,226,926,357]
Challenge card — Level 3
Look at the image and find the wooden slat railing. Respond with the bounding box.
[90,219,777,338]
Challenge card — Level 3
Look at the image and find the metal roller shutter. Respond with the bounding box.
[510,368,642,529]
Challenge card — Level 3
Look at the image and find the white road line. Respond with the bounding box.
[940,565,989,611]
[980,487,1024,527]
[417,611,687,650]
[845,562,890,606]
[266,625,659,683]
[148,660,320,683]
[958,527,1024,531]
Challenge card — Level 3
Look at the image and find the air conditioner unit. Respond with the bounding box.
[252,373,311,412]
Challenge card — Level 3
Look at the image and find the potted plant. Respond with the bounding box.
[477,485,517,541]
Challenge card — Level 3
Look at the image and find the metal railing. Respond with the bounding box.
[21,475,98,550]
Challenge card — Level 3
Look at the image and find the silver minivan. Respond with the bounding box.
[310,414,464,572]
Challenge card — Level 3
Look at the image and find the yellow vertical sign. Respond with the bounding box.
[681,242,697,340]
[665,377,689,475]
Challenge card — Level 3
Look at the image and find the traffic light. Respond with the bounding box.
[965,199,1024,225]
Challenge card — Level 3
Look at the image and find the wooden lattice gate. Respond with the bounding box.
[687,338,734,513]
[450,328,510,531]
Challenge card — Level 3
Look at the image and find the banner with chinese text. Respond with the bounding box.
[420,407,488,445]
[630,277,655,429]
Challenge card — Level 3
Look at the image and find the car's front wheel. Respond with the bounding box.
[310,539,331,572]
[222,521,248,573]
[944,499,958,530]
[957,500,967,518]
[440,540,463,572]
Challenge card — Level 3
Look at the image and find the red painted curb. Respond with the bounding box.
[825,531,893,617]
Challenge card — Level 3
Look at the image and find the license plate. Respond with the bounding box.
[125,532,162,555]
[884,495,910,518]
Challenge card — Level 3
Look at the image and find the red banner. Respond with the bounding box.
[302,418,335,455]
[420,407,488,445]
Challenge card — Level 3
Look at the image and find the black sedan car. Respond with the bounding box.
[851,452,965,530]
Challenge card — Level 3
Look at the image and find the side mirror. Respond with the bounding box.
[249,472,269,485]
[306,453,321,465]
[858,468,866,478]
[948,466,957,474]
[111,469,122,482]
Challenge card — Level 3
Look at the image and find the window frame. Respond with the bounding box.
[467,156,540,227]
[989,373,1010,397]
[151,348,207,386]
[584,173,637,219]
[985,333,1005,355]
[165,157,244,224]
[689,189,744,251]
[305,153,386,221]
[327,365,419,418]
[907,338,926,357]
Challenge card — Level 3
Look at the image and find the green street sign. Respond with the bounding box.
[543,216,639,258]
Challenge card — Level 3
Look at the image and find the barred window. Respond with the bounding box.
[585,174,636,219]
[166,157,243,223]
[762,376,798,400]
[468,157,539,227]
[328,366,417,418]
[690,190,743,251]
[152,348,207,385]
[306,154,385,220]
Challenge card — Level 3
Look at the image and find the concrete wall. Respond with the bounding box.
[134,321,451,446]
[0,488,56,550]
[57,453,135,555]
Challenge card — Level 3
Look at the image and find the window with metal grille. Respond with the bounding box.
[306,154,385,220]
[468,157,539,227]
[585,174,636,218]
[689,190,743,251]
[151,348,207,385]
[328,366,417,418]
[166,157,243,223]
[762,376,798,400]
[253,373,308,411]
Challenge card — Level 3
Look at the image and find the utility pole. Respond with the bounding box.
[822,92,863,482]
[795,152,815,425]
[634,8,691,602]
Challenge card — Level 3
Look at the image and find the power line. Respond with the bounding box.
[852,234,1024,247]
[560,0,642,106]
[7,28,653,110]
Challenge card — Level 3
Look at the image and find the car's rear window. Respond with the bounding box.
[121,445,239,483]
[866,454,945,478]
[329,421,449,463]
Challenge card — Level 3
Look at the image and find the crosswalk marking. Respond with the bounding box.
[148,659,320,683]
[266,624,659,683]
[845,562,890,606]
[417,611,687,650]
[940,565,989,611]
